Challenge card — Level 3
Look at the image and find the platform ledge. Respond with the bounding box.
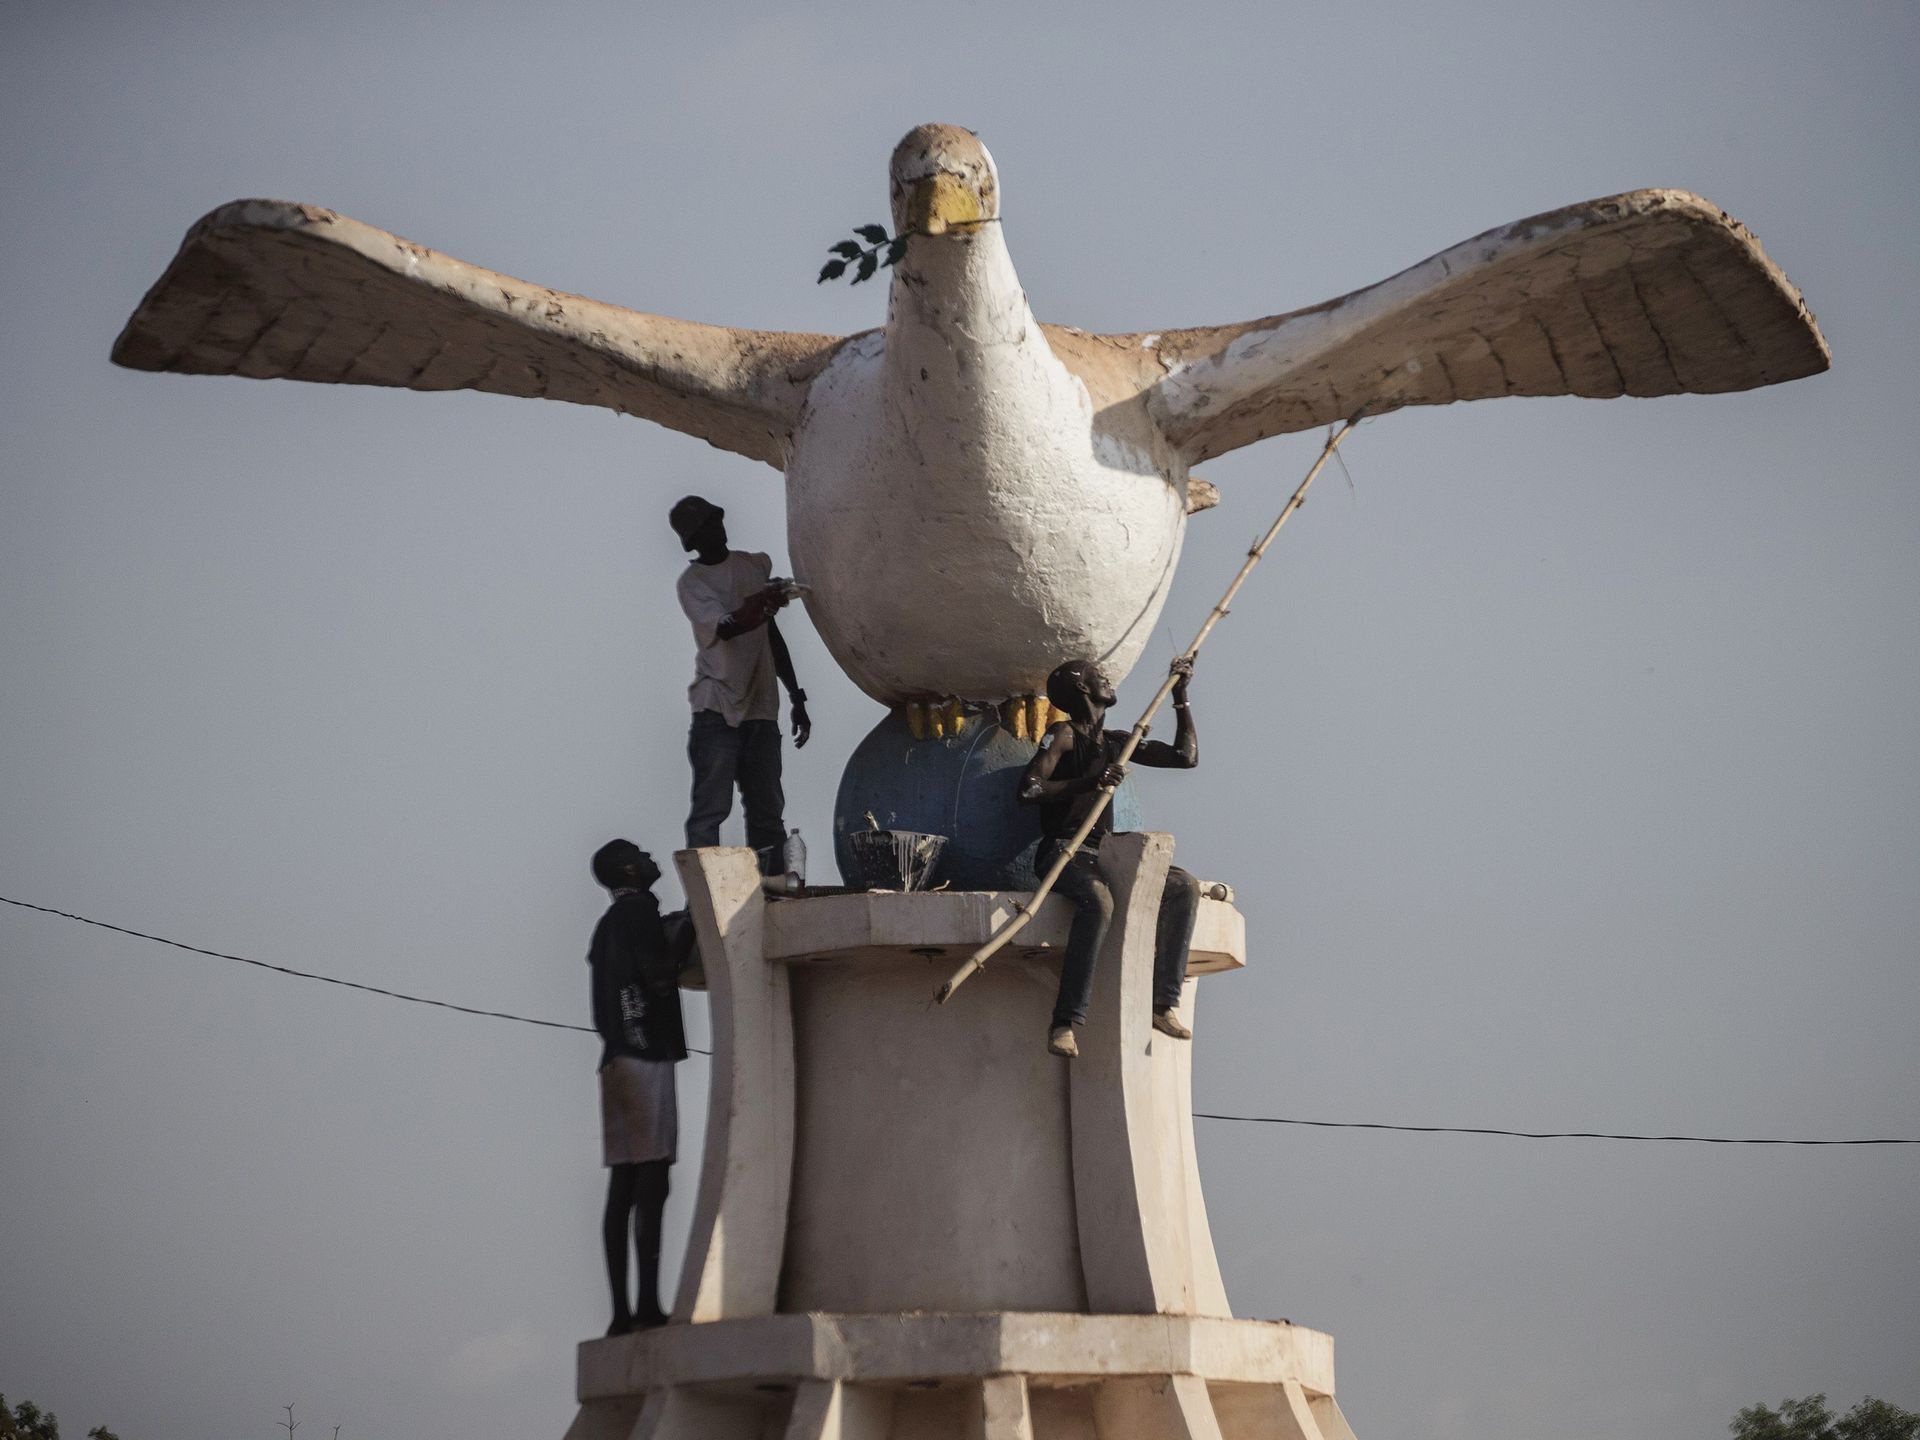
[578,1311,1334,1401]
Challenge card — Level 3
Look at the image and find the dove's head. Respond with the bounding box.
[891,124,999,237]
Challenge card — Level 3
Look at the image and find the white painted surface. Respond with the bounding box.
[787,213,1188,704]
[671,847,793,1322]
[782,946,1087,1313]
[762,886,1245,976]
[577,1311,1338,1397]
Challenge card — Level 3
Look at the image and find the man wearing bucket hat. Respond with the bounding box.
[669,495,812,874]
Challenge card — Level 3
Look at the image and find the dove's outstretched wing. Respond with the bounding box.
[112,200,849,469]
[1128,190,1829,465]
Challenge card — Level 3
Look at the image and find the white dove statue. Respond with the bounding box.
[113,123,1828,883]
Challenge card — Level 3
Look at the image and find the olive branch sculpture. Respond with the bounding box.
[818,225,910,285]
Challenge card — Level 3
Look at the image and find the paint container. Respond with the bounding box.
[845,829,947,892]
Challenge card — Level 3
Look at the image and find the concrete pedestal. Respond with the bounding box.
[564,838,1362,1439]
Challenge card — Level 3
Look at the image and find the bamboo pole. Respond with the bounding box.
[934,417,1362,1006]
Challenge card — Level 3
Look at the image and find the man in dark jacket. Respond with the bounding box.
[587,839,691,1334]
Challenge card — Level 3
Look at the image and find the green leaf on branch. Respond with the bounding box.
[819,222,918,286]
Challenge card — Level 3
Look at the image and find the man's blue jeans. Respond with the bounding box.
[1040,838,1200,1031]
[686,711,785,874]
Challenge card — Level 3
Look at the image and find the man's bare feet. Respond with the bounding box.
[1151,1007,1192,1041]
[606,1314,637,1337]
[1047,1026,1080,1058]
[634,1308,670,1330]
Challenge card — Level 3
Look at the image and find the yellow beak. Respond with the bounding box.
[906,173,985,235]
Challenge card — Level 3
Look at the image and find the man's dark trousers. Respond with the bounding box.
[686,710,785,874]
[1039,839,1200,1030]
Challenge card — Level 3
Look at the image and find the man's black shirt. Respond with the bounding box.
[587,890,689,1067]
[1038,726,1130,849]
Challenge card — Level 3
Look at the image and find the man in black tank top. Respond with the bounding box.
[1018,656,1203,1058]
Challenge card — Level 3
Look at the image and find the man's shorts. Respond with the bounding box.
[599,1056,678,1167]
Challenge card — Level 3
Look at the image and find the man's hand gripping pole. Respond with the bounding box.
[934,418,1362,1006]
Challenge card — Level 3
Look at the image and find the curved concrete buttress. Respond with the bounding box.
[782,1380,896,1439]
[1094,1374,1227,1439]
[633,1385,777,1440]
[1170,974,1233,1318]
[1208,1377,1333,1440]
[671,848,794,1322]
[1307,1391,1362,1440]
[1069,832,1228,1315]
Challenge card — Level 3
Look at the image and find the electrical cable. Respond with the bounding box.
[0,893,709,1051]
[1191,1112,1916,1146]
[7,893,1913,1145]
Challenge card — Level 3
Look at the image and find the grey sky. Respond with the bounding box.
[2,2,1915,1438]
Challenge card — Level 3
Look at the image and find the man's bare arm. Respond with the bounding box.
[766,617,811,748]
[1019,724,1126,803]
[1017,724,1074,804]
[1133,656,1198,769]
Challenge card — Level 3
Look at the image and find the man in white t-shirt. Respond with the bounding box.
[669,495,812,874]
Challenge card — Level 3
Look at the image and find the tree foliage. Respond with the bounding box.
[0,1393,121,1440]
[1733,1394,1920,1440]
[1,1395,62,1440]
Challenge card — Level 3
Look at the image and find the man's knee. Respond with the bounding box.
[1076,879,1115,924]
[1166,867,1202,906]
[636,1159,671,1206]
[606,1162,640,1207]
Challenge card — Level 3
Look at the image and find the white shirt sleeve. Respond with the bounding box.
[677,552,776,650]
[677,568,732,650]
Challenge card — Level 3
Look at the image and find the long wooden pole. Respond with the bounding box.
[934,417,1361,1006]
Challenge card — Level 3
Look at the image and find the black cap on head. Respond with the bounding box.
[669,495,722,548]
[591,838,644,889]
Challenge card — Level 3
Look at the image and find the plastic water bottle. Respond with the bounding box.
[783,828,807,887]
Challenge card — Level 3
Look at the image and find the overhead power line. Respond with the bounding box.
[2,893,596,1034]
[1191,1113,1917,1146]
[6,893,1915,1147]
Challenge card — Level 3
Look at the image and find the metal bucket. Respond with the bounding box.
[845,829,948,892]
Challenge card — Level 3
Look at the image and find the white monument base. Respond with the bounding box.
[563,839,1362,1439]
[568,1311,1354,1439]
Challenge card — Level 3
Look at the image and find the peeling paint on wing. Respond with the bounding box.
[1144,186,1827,454]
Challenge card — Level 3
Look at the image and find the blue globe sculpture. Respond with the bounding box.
[832,708,1143,891]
